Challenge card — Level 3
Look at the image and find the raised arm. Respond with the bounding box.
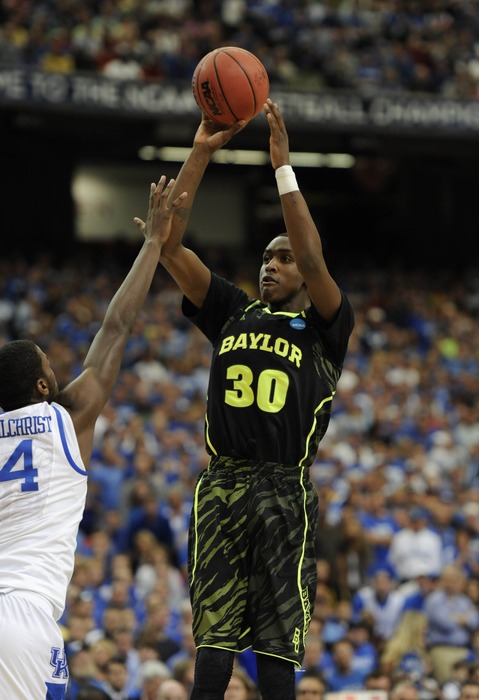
[57,177,187,465]
[159,113,246,308]
[265,99,342,322]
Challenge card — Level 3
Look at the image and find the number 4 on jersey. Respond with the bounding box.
[0,439,38,491]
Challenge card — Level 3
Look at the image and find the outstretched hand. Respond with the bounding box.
[264,98,290,170]
[133,176,187,246]
[193,112,247,153]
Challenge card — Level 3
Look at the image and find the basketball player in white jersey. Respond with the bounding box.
[0,176,188,699]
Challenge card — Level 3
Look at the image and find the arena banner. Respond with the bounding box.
[1,66,479,132]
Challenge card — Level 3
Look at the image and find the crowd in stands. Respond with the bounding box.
[1,0,479,98]
[1,248,479,699]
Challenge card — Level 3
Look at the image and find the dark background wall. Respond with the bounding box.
[2,102,479,271]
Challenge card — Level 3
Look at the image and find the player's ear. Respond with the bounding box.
[36,377,49,396]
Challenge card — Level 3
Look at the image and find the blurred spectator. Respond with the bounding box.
[380,610,433,682]
[458,681,479,700]
[134,541,187,624]
[466,628,479,666]
[401,572,438,614]
[101,41,145,80]
[119,447,163,523]
[322,599,351,647]
[89,638,119,688]
[100,655,132,699]
[387,507,443,582]
[171,657,195,697]
[324,639,367,691]
[110,626,142,695]
[120,495,174,558]
[225,667,259,700]
[447,524,479,579]
[133,659,172,700]
[358,491,399,569]
[390,680,420,700]
[66,647,105,700]
[364,669,392,693]
[40,27,76,73]
[442,660,471,700]
[295,670,325,699]
[336,509,373,599]
[302,630,330,678]
[137,594,181,663]
[347,620,378,679]
[65,615,99,657]
[157,678,188,700]
[424,564,479,684]
[351,564,405,645]
[159,483,192,573]
[100,606,134,642]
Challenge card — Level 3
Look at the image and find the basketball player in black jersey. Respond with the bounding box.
[151,99,354,700]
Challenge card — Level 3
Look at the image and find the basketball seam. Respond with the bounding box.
[193,59,211,116]
[216,50,257,122]
[213,52,241,122]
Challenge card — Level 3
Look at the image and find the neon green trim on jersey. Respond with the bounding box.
[262,307,302,318]
[299,391,335,466]
[196,642,252,654]
[245,300,261,313]
[190,471,206,586]
[255,649,302,669]
[204,405,217,455]
[296,471,311,652]
[238,627,251,641]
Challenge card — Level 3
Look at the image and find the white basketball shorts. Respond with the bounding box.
[0,591,69,699]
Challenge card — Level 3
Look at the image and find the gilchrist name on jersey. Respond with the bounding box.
[0,414,53,438]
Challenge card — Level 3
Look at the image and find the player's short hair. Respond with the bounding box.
[0,339,42,410]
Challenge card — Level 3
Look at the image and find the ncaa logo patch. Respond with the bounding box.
[289,318,306,330]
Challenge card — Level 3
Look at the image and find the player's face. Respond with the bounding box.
[37,346,59,402]
[259,235,307,310]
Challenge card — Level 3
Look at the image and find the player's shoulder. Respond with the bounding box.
[209,273,251,312]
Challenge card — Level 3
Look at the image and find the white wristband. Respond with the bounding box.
[275,165,299,196]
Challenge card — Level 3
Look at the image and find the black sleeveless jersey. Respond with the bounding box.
[183,273,354,467]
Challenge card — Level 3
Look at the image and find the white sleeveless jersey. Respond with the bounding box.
[0,401,87,620]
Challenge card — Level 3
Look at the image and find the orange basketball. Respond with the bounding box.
[192,47,270,125]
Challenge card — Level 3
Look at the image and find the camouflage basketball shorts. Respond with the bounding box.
[187,455,319,667]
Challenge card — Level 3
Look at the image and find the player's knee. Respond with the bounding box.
[257,654,296,700]
[192,647,234,698]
